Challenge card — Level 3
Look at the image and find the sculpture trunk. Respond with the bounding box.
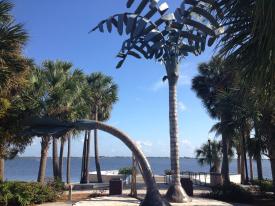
[94,108,102,183]
[66,135,71,184]
[165,57,190,203]
[80,131,88,183]
[37,136,50,183]
[0,158,4,182]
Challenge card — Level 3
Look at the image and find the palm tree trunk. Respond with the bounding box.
[270,156,275,195]
[240,148,245,184]
[269,137,275,195]
[94,128,103,183]
[94,108,102,183]
[80,131,88,183]
[66,135,71,184]
[221,131,230,185]
[85,130,91,183]
[249,156,253,181]
[237,153,241,174]
[242,130,249,184]
[0,158,4,182]
[255,126,263,180]
[165,57,190,203]
[130,154,137,197]
[37,136,50,183]
[256,155,263,180]
[52,137,59,180]
[58,137,65,181]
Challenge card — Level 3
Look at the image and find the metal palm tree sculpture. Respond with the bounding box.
[92,0,222,202]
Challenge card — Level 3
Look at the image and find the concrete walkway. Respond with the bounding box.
[38,183,251,206]
[75,195,249,206]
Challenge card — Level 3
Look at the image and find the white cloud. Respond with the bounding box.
[178,101,187,112]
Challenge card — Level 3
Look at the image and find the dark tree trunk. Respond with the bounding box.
[94,108,102,183]
[221,132,230,185]
[58,137,65,181]
[66,135,71,184]
[37,136,50,183]
[80,131,88,183]
[52,137,59,180]
[256,155,263,180]
[270,157,275,195]
[255,126,263,180]
[85,130,91,183]
[242,131,249,184]
[249,156,253,181]
[240,147,245,184]
[0,158,4,182]
[237,153,241,174]
[269,137,275,195]
[94,128,102,183]
[165,57,190,203]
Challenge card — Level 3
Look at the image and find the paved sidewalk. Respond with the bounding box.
[75,195,244,206]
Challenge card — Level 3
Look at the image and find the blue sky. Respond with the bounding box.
[13,0,218,157]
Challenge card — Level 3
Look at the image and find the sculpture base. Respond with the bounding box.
[165,184,191,203]
[140,189,171,206]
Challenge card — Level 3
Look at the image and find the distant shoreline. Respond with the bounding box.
[13,156,270,160]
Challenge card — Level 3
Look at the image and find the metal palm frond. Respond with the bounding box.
[91,0,222,68]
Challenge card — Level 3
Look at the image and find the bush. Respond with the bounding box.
[0,181,64,206]
[206,183,253,203]
[118,167,132,175]
[164,169,172,175]
[252,179,273,192]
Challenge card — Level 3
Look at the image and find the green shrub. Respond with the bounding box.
[252,179,273,192]
[118,167,132,175]
[206,183,253,203]
[0,181,64,206]
[164,169,172,175]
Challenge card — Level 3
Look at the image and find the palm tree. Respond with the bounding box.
[219,0,275,191]
[33,61,89,183]
[219,0,275,91]
[0,0,30,181]
[192,57,236,185]
[195,140,222,173]
[92,1,221,202]
[85,72,118,183]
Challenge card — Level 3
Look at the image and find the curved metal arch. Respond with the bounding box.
[24,118,170,206]
[75,120,170,206]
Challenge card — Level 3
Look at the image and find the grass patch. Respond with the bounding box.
[252,179,273,192]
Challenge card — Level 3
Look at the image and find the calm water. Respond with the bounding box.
[5,157,272,182]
